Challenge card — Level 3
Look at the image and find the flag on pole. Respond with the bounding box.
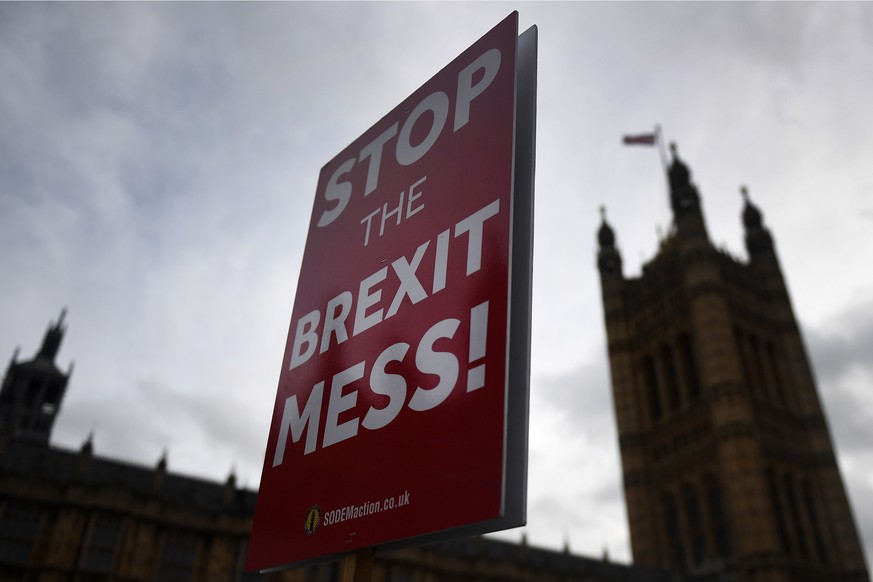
[623,126,671,200]
[622,133,657,146]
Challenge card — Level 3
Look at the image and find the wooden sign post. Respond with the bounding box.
[341,548,374,582]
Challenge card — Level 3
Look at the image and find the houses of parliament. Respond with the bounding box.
[1,147,868,581]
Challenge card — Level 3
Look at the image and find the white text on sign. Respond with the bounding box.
[315,48,502,229]
[289,199,500,370]
[272,300,490,464]
[359,176,427,246]
[272,198,503,467]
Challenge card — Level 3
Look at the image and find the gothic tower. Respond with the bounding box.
[0,309,72,443]
[597,147,868,581]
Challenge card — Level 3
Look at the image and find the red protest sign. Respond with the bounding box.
[248,12,532,571]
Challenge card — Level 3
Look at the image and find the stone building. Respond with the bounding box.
[0,313,263,581]
[0,314,676,581]
[596,144,868,581]
[5,143,866,581]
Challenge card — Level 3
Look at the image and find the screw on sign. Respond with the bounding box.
[247,11,535,576]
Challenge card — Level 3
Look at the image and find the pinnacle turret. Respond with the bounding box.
[597,207,622,275]
[0,310,72,442]
[741,186,773,258]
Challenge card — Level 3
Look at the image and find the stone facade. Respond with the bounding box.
[0,315,674,581]
[8,142,863,581]
[597,146,868,581]
[0,435,676,582]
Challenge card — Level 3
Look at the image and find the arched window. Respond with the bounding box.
[748,335,768,402]
[767,468,791,553]
[661,345,681,411]
[682,482,706,566]
[81,513,121,573]
[0,501,42,566]
[158,530,198,582]
[766,342,789,410]
[734,327,753,390]
[680,333,701,400]
[784,473,809,559]
[663,491,686,570]
[704,473,731,559]
[802,477,830,564]
[644,356,662,422]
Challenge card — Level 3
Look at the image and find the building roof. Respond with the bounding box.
[0,436,257,517]
[424,537,685,581]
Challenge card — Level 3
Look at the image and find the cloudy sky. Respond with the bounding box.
[2,1,872,567]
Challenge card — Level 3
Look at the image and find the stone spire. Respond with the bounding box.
[597,206,622,276]
[741,185,774,259]
[667,143,708,240]
[0,310,72,442]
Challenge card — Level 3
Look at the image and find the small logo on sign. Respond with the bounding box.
[304,504,322,536]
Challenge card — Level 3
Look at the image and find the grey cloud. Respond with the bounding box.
[58,375,269,483]
[535,359,614,437]
[805,300,873,386]
[588,477,625,509]
[803,299,873,455]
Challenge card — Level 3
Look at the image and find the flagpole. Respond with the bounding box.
[655,125,669,180]
[622,125,673,225]
[655,125,671,202]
